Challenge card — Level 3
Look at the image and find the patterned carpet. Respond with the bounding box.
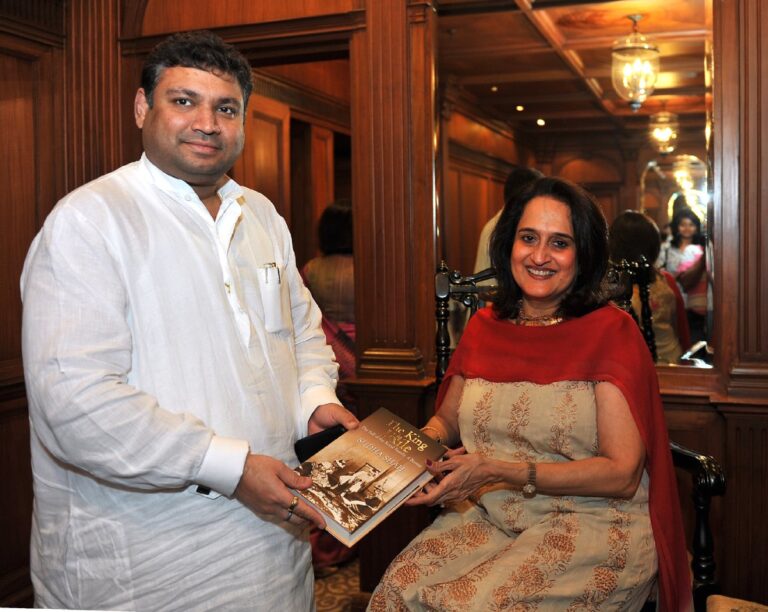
[314,558,371,612]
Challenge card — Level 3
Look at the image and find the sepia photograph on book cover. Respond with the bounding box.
[294,407,445,546]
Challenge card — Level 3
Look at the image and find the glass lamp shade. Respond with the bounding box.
[611,28,660,112]
[649,111,679,154]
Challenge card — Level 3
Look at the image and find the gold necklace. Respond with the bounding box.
[514,304,564,327]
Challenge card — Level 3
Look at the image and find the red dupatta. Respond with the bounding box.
[437,303,692,612]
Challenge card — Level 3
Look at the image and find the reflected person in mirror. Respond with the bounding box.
[21,30,357,611]
[369,177,691,612]
[658,205,709,344]
[609,210,691,364]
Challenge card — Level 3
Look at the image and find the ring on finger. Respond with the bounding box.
[286,495,299,521]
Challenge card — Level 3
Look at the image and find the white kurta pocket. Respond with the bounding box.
[257,263,290,333]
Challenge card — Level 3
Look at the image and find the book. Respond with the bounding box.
[293,407,445,547]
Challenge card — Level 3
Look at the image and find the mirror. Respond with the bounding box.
[435,0,714,367]
[641,154,709,229]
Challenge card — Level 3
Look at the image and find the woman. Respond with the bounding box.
[609,210,691,363]
[368,178,690,611]
[656,204,703,276]
[301,200,357,571]
[302,200,356,384]
[657,207,708,343]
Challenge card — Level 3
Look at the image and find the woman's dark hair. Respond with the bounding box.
[489,176,609,320]
[141,30,254,111]
[608,210,661,276]
[670,206,704,248]
[318,200,353,255]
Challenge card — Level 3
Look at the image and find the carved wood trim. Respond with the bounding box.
[350,1,438,379]
[120,0,148,39]
[448,141,514,176]
[357,348,426,379]
[715,0,768,398]
[119,11,365,60]
[0,0,65,43]
[252,71,350,132]
[65,0,123,191]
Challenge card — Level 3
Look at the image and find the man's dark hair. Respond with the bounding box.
[503,165,544,203]
[670,206,704,248]
[141,30,254,111]
[608,210,661,277]
[318,199,353,255]
[490,176,609,320]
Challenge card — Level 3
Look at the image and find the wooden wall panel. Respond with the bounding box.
[140,0,362,36]
[1,5,66,606]
[290,123,335,269]
[0,1,65,36]
[261,60,351,106]
[0,53,38,367]
[664,400,726,591]
[232,93,291,221]
[726,0,768,394]
[437,105,525,274]
[0,397,33,606]
[442,166,505,275]
[722,410,768,601]
[310,126,336,227]
[120,54,145,166]
[66,0,123,190]
[350,0,437,378]
[446,109,520,163]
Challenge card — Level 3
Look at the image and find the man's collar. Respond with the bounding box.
[139,153,243,205]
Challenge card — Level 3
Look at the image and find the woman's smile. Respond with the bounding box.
[511,196,577,316]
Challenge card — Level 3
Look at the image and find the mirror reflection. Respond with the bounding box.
[640,154,712,365]
[435,0,713,367]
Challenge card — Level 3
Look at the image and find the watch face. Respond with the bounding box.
[522,483,536,498]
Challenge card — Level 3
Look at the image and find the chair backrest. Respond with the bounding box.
[435,261,496,383]
[607,257,658,362]
[433,261,726,611]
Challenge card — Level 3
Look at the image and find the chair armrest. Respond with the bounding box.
[669,441,726,610]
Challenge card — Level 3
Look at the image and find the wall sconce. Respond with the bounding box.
[649,111,679,154]
[611,14,659,112]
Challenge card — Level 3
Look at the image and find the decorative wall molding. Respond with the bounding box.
[252,71,350,130]
[0,0,65,42]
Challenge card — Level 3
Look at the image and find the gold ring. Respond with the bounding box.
[288,496,299,512]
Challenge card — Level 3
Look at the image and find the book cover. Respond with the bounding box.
[294,407,445,547]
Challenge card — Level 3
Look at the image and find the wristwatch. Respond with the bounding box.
[522,462,537,498]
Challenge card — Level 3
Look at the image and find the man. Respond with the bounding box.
[21,30,357,611]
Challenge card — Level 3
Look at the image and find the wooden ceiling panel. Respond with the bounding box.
[438,10,542,52]
[436,0,712,135]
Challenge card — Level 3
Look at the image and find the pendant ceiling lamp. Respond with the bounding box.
[611,14,660,112]
[649,111,679,154]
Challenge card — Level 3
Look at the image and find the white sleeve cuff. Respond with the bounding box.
[195,436,250,497]
[298,386,343,438]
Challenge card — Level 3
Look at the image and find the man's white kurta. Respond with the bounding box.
[21,154,340,611]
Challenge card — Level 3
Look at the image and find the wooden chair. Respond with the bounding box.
[434,261,726,611]
[607,257,658,363]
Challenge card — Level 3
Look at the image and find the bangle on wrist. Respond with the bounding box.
[421,425,444,445]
